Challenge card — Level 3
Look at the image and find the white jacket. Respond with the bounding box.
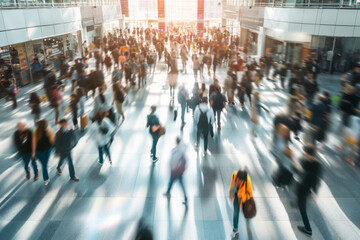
[89,118,115,147]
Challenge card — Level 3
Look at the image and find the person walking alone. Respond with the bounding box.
[14,121,39,180]
[55,118,79,182]
[164,136,188,205]
[194,97,215,154]
[89,110,116,166]
[146,106,161,163]
[228,169,253,238]
[32,119,54,185]
[296,146,322,237]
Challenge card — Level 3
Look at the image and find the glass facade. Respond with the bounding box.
[224,0,360,7]
[311,36,360,72]
[126,0,221,21]
[0,31,81,86]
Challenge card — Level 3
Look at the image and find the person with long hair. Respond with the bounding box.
[112,82,126,122]
[32,119,55,185]
[69,93,79,128]
[228,169,253,238]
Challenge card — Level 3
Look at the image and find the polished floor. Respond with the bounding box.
[0,59,359,240]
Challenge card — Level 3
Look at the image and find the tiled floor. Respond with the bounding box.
[0,58,359,240]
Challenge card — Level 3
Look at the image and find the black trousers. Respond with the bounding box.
[297,186,311,231]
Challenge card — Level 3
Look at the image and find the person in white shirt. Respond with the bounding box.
[164,136,188,205]
[194,97,215,153]
[89,110,116,166]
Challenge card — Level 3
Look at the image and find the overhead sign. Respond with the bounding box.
[158,0,165,33]
[197,0,204,36]
[120,0,129,17]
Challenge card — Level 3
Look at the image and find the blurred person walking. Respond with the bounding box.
[194,97,215,153]
[89,110,116,166]
[55,118,79,182]
[14,121,39,180]
[29,92,41,124]
[296,146,322,237]
[164,136,188,205]
[32,119,55,185]
[146,106,162,163]
[228,169,254,238]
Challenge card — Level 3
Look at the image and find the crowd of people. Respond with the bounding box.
[8,24,360,239]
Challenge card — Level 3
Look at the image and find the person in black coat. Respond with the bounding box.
[339,84,358,128]
[55,118,79,181]
[296,146,322,237]
[29,92,41,124]
[14,121,39,180]
[304,72,319,107]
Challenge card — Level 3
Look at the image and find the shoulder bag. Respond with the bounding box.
[243,178,257,219]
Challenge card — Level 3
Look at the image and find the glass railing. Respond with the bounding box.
[0,0,120,8]
[230,0,360,8]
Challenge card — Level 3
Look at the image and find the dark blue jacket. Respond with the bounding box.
[55,128,79,154]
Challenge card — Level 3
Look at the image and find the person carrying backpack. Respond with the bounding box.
[194,97,215,153]
[210,89,227,129]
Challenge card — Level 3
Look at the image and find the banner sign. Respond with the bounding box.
[120,0,129,17]
[158,0,165,33]
[197,0,204,36]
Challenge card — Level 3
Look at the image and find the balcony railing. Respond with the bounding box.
[0,0,120,8]
[231,0,360,8]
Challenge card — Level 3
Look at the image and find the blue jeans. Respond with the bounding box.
[151,134,159,159]
[166,175,187,200]
[214,109,221,126]
[57,151,76,178]
[36,149,51,181]
[22,153,38,174]
[197,128,209,151]
[98,143,111,164]
[193,69,198,80]
[181,103,186,124]
[233,194,240,230]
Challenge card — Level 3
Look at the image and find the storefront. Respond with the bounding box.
[240,28,258,56]
[265,37,285,63]
[0,31,81,87]
[0,44,31,87]
[311,36,360,73]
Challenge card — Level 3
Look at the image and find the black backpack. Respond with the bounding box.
[197,109,209,129]
[214,92,224,110]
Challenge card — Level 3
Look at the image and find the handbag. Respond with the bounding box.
[80,114,88,130]
[243,179,256,219]
[159,125,166,137]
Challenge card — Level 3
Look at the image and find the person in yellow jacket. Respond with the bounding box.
[229,169,253,238]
